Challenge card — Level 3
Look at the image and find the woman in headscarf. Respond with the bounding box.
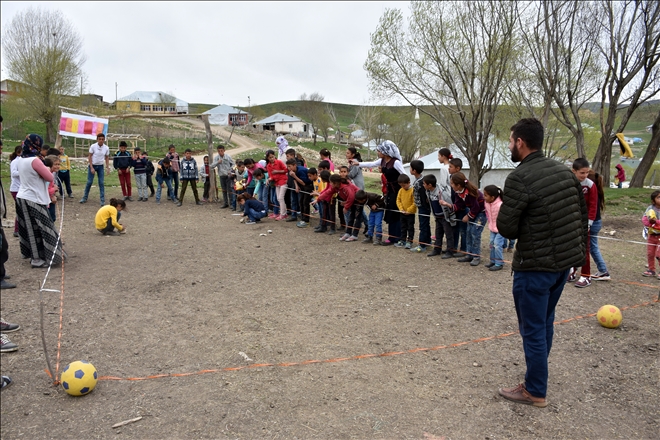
[15,134,64,268]
[351,140,404,245]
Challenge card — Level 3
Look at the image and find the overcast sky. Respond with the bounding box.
[1,1,411,108]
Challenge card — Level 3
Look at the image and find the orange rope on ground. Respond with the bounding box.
[91,297,657,382]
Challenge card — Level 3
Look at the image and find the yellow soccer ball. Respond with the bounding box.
[597,305,623,329]
[60,360,98,396]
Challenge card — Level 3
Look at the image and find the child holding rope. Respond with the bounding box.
[265,150,288,220]
[483,185,505,271]
[317,174,360,242]
[440,172,486,266]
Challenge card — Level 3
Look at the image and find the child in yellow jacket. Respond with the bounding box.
[396,174,417,248]
[95,199,126,236]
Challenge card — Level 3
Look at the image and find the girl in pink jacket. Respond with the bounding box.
[483,185,505,271]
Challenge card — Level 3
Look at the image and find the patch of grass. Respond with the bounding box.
[604,187,651,216]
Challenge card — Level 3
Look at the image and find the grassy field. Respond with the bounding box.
[603,187,653,216]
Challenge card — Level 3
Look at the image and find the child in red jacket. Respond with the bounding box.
[569,158,598,288]
[317,174,360,241]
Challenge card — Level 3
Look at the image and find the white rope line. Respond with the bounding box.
[39,175,66,292]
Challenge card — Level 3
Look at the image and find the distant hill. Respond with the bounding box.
[581,99,659,113]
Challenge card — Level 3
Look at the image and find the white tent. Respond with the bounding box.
[402,135,517,189]
[202,104,245,126]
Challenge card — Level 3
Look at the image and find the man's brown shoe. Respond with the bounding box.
[498,383,547,408]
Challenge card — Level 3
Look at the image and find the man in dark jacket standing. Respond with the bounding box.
[496,118,587,408]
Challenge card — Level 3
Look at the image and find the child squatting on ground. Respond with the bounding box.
[95,198,126,236]
[237,193,267,224]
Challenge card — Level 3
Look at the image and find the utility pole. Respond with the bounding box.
[115,82,118,104]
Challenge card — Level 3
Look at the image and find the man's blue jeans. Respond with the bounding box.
[512,269,569,398]
[83,165,105,203]
[156,176,175,202]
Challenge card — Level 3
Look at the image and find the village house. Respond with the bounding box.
[202,104,249,126]
[115,91,189,114]
[252,113,311,136]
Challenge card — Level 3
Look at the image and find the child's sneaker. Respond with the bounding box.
[567,268,577,283]
[394,240,405,248]
[362,236,373,243]
[592,271,611,281]
[339,233,351,241]
[1,375,12,390]
[373,238,383,246]
[345,235,358,242]
[410,245,427,253]
[0,319,20,333]
[245,221,256,225]
[296,221,308,228]
[0,334,18,352]
[642,270,656,277]
[575,276,591,288]
[327,229,336,235]
[404,241,412,249]
[268,213,277,219]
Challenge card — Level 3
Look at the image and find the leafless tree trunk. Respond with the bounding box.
[365,0,518,185]
[515,0,601,160]
[630,111,660,187]
[591,0,660,183]
[299,92,327,145]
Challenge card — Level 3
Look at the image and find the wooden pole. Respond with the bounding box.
[201,115,218,202]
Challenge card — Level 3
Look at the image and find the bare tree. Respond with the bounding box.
[2,7,86,142]
[298,92,327,145]
[514,0,601,160]
[365,1,518,184]
[630,110,660,187]
[591,0,660,183]
[385,110,423,163]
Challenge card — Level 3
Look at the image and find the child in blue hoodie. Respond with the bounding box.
[237,193,267,224]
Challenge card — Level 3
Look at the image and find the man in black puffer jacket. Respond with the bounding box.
[496,118,587,408]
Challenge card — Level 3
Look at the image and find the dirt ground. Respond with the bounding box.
[1,181,658,439]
